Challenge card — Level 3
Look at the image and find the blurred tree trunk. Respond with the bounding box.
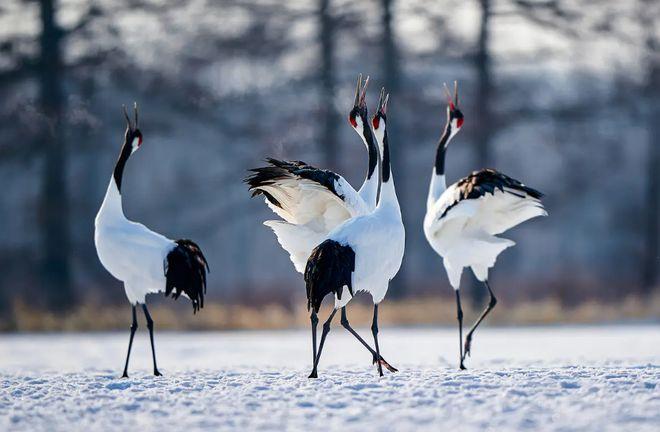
[38,0,74,310]
[381,0,407,298]
[469,0,494,304]
[318,0,339,171]
[642,0,659,294]
[79,76,103,286]
[475,0,493,169]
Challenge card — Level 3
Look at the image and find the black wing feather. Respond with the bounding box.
[441,168,544,219]
[244,158,344,209]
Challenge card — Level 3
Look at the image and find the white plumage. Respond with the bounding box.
[94,104,209,378]
[246,75,379,273]
[328,123,404,310]
[247,159,375,273]
[95,179,175,304]
[328,181,404,308]
[304,89,404,378]
[423,82,546,369]
[424,175,547,288]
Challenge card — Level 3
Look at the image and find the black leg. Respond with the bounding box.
[308,308,337,379]
[142,304,162,376]
[310,311,318,370]
[340,307,398,373]
[456,290,466,370]
[463,280,497,362]
[371,305,384,377]
[121,305,138,378]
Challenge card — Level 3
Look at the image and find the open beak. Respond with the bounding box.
[443,81,459,110]
[353,73,369,109]
[372,87,389,129]
[359,76,369,107]
[353,74,362,108]
[123,102,139,131]
[133,102,139,129]
[123,105,133,131]
[377,87,389,116]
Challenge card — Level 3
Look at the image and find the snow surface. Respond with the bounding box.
[1,325,659,431]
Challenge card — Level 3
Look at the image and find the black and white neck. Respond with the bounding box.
[355,111,380,206]
[99,130,141,221]
[98,105,143,222]
[351,74,380,210]
[113,131,141,193]
[428,83,464,208]
[362,115,379,182]
[373,116,400,216]
[427,111,461,209]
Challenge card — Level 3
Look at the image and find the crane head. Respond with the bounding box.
[371,87,389,132]
[123,102,143,153]
[348,74,369,132]
[443,81,464,132]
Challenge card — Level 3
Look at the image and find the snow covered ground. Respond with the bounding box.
[1,325,658,431]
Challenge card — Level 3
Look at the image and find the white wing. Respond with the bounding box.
[424,183,478,239]
[425,169,547,240]
[263,220,327,273]
[95,219,174,292]
[246,159,369,273]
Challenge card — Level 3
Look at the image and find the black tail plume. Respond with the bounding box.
[304,240,355,313]
[164,239,210,313]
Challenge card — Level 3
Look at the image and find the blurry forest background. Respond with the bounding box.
[0,0,658,330]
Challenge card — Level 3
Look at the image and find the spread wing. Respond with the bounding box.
[245,158,368,232]
[245,158,369,273]
[426,169,547,238]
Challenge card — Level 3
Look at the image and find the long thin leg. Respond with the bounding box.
[456,290,466,370]
[371,304,383,377]
[463,280,497,361]
[142,304,162,376]
[310,311,318,370]
[121,305,138,378]
[308,309,337,379]
[340,307,398,373]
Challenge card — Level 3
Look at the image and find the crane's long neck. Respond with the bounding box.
[98,139,132,221]
[376,128,400,218]
[427,123,452,209]
[358,120,380,210]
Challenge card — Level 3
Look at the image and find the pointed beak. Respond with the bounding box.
[381,90,390,116]
[372,87,389,129]
[443,83,453,108]
[353,74,362,108]
[359,75,369,107]
[133,102,139,129]
[123,104,133,131]
[443,81,460,110]
[376,87,389,116]
[377,88,384,113]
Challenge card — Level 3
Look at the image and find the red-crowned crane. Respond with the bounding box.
[94,104,209,378]
[423,83,547,369]
[305,89,405,378]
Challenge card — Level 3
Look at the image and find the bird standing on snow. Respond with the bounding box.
[245,76,397,373]
[423,83,547,369]
[305,89,405,378]
[94,104,209,378]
